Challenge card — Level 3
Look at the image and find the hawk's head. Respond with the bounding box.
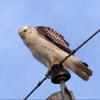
[18,26,39,45]
[19,26,38,38]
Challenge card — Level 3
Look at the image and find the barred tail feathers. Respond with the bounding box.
[63,55,93,80]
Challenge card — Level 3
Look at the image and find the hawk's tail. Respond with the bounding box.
[63,55,93,80]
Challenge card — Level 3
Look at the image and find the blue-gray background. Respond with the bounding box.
[0,0,100,99]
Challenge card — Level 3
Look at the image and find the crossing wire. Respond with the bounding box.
[24,29,100,100]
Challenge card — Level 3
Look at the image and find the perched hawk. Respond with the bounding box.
[19,26,92,80]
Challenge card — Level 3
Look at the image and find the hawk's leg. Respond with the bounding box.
[45,61,54,77]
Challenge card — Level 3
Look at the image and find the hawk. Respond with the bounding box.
[19,26,92,80]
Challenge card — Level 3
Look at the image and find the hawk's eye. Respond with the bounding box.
[23,29,27,32]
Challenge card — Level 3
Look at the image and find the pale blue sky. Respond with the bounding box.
[0,0,100,99]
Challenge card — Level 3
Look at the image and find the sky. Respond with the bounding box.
[0,0,100,99]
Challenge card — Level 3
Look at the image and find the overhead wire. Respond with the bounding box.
[24,29,100,100]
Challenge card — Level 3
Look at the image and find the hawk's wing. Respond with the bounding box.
[35,26,72,54]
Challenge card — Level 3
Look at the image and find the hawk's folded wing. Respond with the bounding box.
[35,26,72,54]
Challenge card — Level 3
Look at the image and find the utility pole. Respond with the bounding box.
[47,64,75,100]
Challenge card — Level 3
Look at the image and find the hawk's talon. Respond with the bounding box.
[45,70,51,78]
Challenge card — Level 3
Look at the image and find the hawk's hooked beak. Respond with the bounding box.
[18,26,29,39]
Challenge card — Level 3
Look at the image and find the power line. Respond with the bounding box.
[24,74,49,100]
[60,29,100,65]
[24,29,100,100]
